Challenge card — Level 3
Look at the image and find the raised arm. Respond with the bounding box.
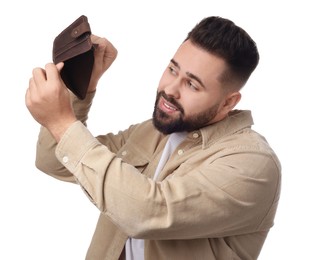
[26,36,118,182]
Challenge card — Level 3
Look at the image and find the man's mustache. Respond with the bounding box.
[159,91,184,114]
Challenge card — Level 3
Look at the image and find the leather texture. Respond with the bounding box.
[53,15,94,100]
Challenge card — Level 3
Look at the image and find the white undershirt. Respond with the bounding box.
[125,132,187,260]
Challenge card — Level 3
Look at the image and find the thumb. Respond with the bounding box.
[56,62,64,72]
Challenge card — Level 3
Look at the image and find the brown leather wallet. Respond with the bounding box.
[52,15,95,100]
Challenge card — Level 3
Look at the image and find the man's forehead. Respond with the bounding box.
[172,41,227,87]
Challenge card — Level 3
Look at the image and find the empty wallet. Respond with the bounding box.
[52,15,95,100]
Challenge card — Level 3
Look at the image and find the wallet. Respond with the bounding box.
[52,15,95,100]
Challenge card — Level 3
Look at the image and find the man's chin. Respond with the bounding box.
[152,107,184,134]
[153,116,182,135]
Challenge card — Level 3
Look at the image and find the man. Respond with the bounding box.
[26,16,281,260]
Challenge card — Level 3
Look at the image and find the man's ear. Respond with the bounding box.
[211,91,242,123]
[222,91,242,112]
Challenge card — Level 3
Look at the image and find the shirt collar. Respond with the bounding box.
[187,110,254,149]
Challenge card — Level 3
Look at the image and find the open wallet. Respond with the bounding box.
[52,15,96,100]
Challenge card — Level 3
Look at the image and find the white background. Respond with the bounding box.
[1,0,313,259]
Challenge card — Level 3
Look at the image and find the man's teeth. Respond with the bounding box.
[164,102,177,110]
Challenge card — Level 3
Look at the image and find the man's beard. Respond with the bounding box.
[152,91,219,135]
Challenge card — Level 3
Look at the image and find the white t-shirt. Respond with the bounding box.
[125,132,187,260]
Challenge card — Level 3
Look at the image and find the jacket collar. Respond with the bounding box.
[191,110,254,149]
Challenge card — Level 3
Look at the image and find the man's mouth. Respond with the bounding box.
[164,100,178,110]
[159,97,179,113]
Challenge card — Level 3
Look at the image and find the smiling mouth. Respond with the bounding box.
[163,100,178,111]
[159,96,180,114]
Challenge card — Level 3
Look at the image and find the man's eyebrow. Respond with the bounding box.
[186,72,206,89]
[170,59,206,89]
[170,59,180,69]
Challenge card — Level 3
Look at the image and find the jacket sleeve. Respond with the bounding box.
[35,91,95,183]
[54,121,281,240]
[35,91,138,183]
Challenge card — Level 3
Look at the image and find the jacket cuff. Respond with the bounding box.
[55,121,99,173]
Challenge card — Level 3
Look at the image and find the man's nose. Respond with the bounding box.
[164,78,181,99]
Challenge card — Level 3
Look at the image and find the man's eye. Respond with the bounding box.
[188,81,198,91]
[169,66,176,75]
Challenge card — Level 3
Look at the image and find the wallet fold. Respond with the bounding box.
[53,15,94,100]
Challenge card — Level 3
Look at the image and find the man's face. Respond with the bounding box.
[153,40,230,134]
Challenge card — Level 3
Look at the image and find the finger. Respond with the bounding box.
[32,67,47,88]
[98,39,117,61]
[45,63,61,81]
[26,78,36,108]
[102,39,118,61]
[27,76,40,103]
[25,87,32,108]
[91,34,103,46]
[93,36,109,53]
[56,62,64,72]
[28,77,34,91]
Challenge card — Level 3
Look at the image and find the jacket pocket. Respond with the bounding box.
[116,143,150,174]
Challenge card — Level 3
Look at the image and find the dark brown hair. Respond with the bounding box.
[186,16,259,89]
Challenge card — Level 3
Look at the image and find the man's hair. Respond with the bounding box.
[186,16,259,90]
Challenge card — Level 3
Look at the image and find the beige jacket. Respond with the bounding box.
[36,93,281,260]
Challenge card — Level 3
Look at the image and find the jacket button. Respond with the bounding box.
[178,149,184,155]
[62,156,69,163]
[192,132,199,138]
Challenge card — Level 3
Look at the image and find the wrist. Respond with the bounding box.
[48,118,77,143]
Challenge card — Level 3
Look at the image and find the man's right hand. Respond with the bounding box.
[88,35,118,92]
